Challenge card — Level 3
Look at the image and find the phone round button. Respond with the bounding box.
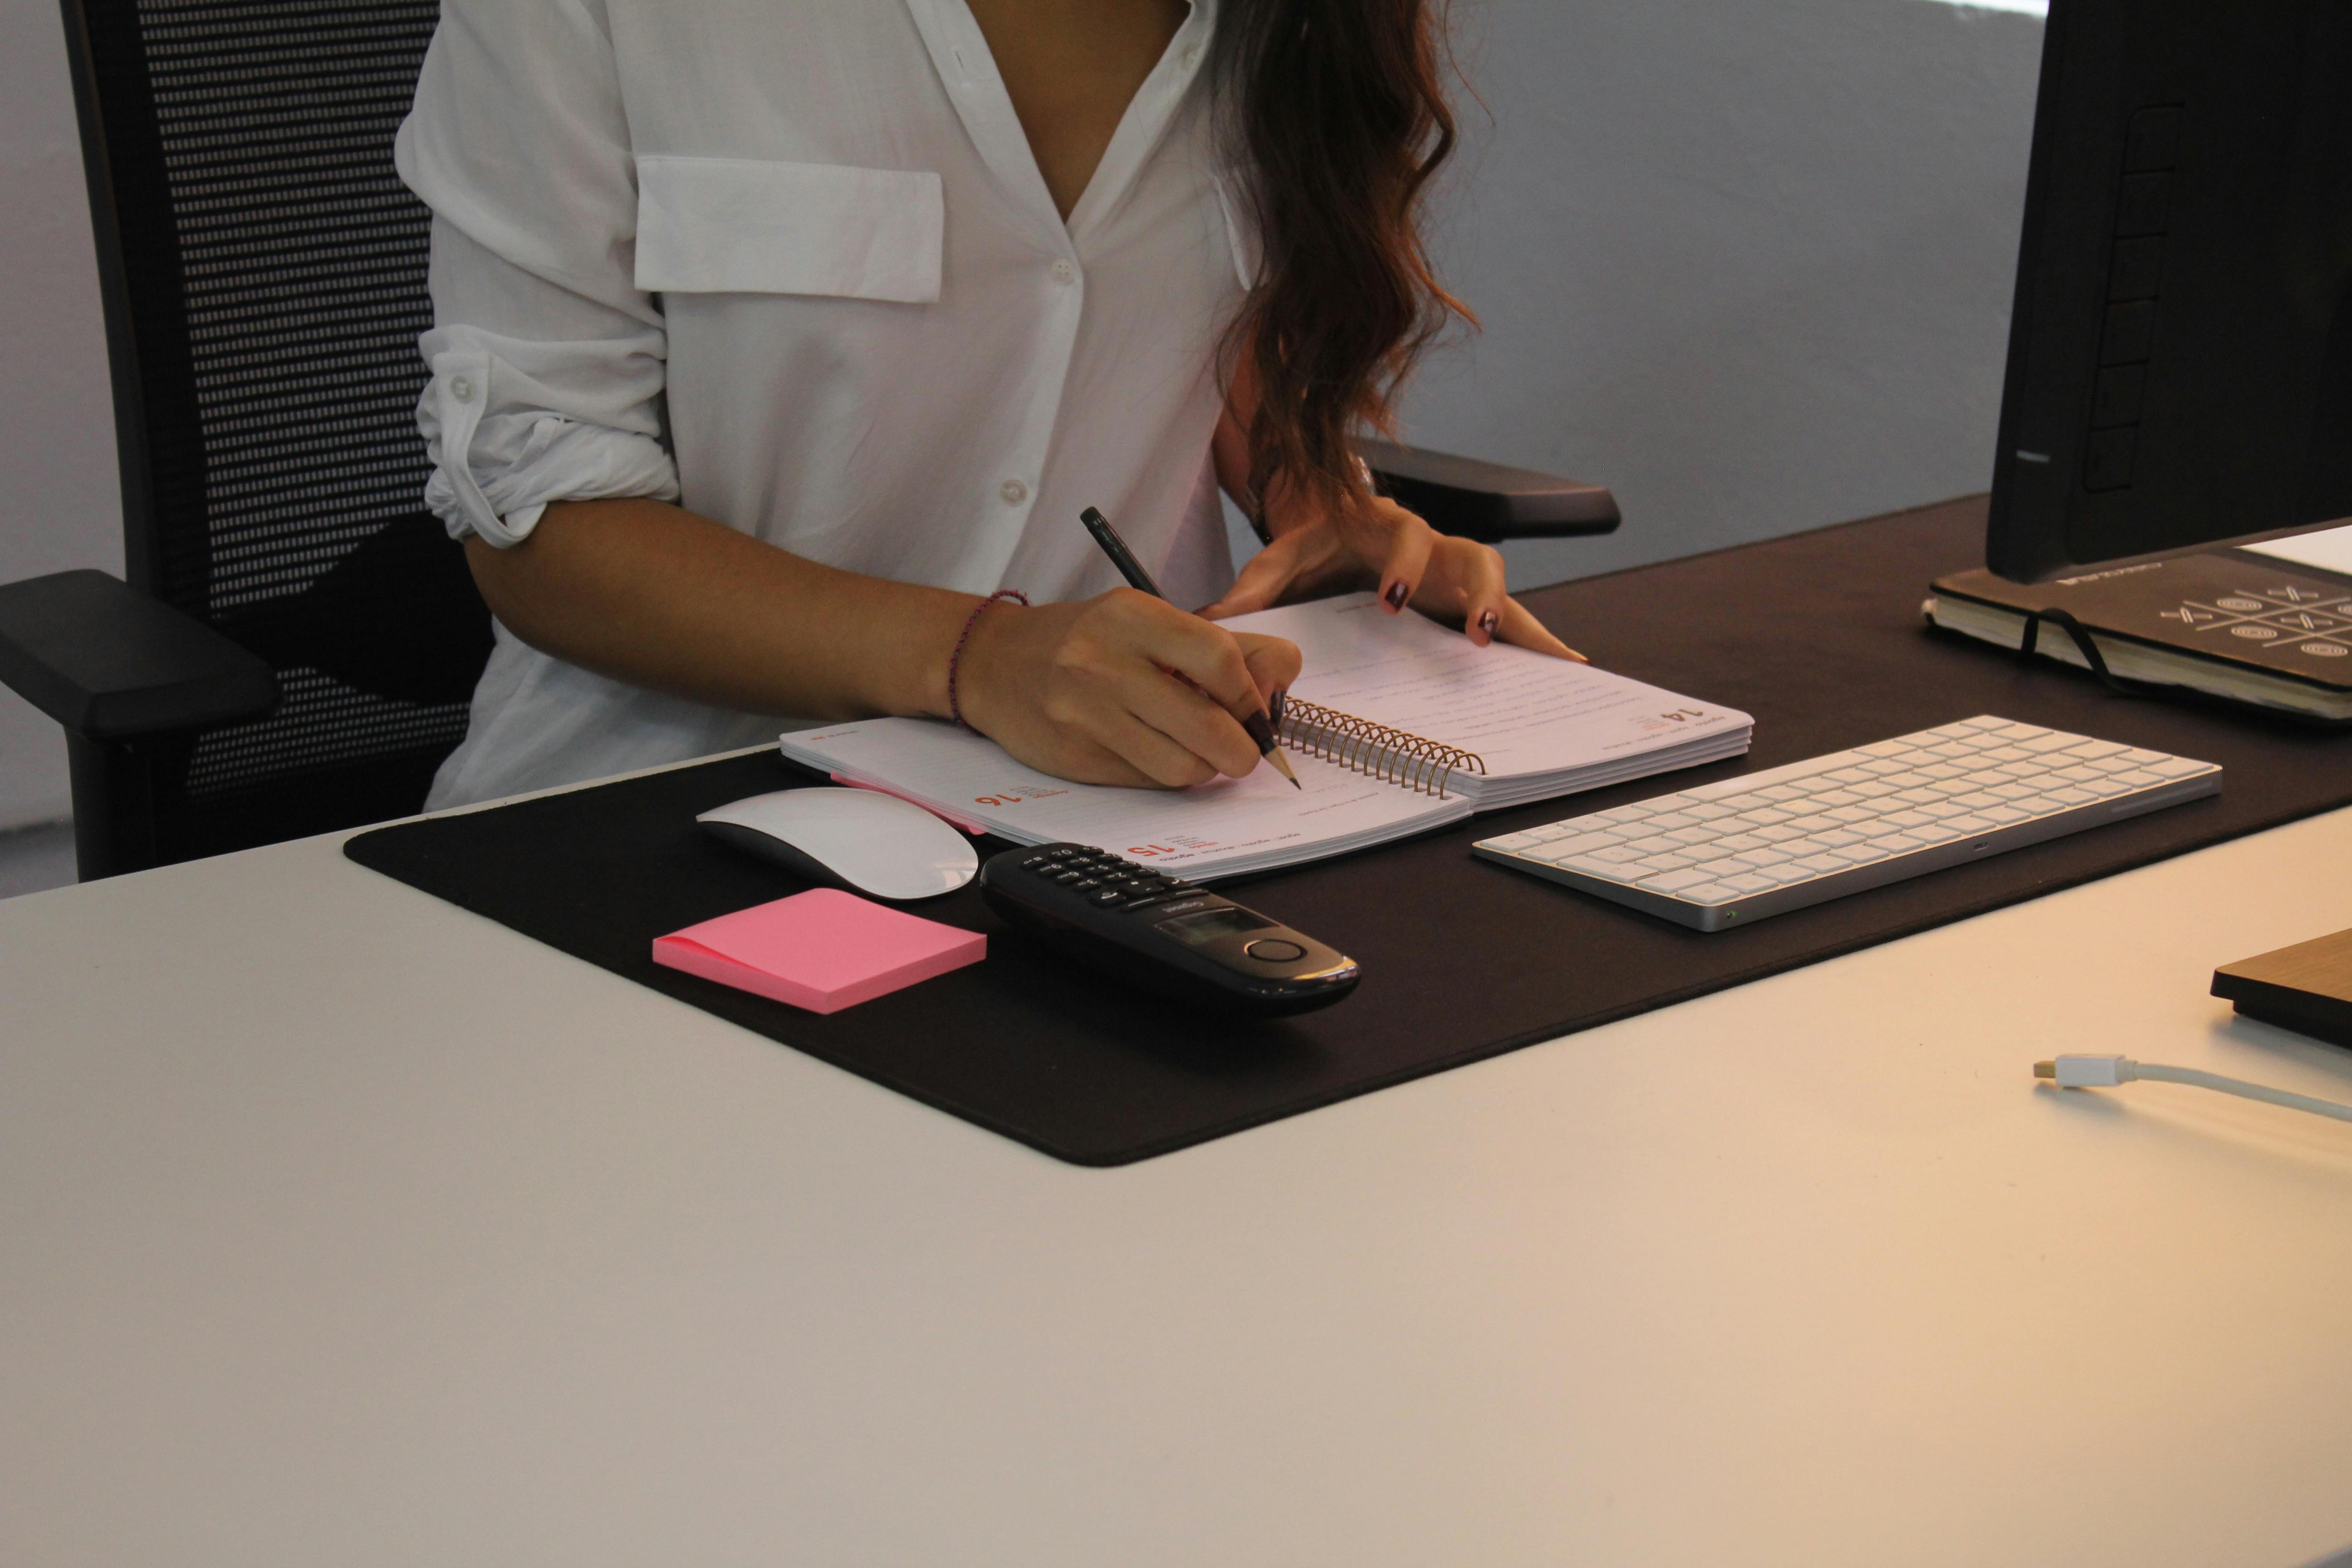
[1244,938,1305,963]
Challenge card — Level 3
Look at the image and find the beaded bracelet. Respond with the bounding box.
[946,589,1030,732]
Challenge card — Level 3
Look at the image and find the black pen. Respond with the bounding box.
[1079,505,1301,789]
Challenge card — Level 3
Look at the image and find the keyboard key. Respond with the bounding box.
[1690,857,1754,880]
[1752,824,1806,843]
[1944,815,1996,835]
[1677,883,1741,906]
[1720,872,1779,894]
[1828,843,1888,864]
[1590,844,1649,864]
[2118,749,2171,767]
[1872,833,1926,853]
[1823,806,1877,824]
[2019,733,2078,752]
[2112,769,2164,789]
[1747,861,1815,885]
[2043,787,2097,808]
[2144,757,2213,779]
[1856,740,1917,757]
[1794,853,1849,874]
[1561,856,1643,883]
[1626,834,1684,855]
[2064,740,2128,760]
[1548,831,1626,856]
[1813,828,1864,849]
[1482,832,1547,852]
[1734,848,1794,868]
[1812,789,1865,808]
[1597,805,1657,824]
[1636,868,1713,893]
[1712,833,1770,853]
[1683,802,1738,822]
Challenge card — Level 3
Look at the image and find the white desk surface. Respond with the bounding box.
[5,802,2352,1568]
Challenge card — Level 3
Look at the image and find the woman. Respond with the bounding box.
[398,0,1576,810]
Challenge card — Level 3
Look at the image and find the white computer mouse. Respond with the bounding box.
[696,787,978,901]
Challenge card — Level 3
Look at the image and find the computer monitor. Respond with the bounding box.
[1985,0,2352,582]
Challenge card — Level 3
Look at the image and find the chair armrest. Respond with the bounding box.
[1357,438,1622,544]
[0,570,276,741]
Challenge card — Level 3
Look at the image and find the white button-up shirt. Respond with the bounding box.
[398,0,1248,808]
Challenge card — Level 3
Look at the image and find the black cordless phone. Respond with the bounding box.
[980,844,1360,1015]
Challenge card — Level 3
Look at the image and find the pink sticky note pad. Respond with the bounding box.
[652,888,985,1014]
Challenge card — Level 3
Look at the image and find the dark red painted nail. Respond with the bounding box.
[1385,580,1409,610]
[1478,610,1499,635]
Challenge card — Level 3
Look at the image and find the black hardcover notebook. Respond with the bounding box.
[1929,549,2352,721]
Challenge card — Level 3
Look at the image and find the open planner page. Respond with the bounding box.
[779,717,1470,879]
[1223,593,1752,786]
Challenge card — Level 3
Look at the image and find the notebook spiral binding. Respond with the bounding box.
[1274,696,1487,798]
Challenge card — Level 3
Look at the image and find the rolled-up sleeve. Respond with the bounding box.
[396,0,677,547]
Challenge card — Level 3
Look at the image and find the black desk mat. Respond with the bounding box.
[345,498,2352,1165]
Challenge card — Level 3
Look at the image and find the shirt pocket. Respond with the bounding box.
[633,156,945,304]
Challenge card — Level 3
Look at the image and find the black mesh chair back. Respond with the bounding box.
[62,0,489,869]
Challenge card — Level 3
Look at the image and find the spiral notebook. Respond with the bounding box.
[778,592,1752,880]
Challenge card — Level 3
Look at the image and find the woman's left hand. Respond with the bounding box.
[1197,494,1587,661]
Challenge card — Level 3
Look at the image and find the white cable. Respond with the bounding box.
[2034,1054,2352,1124]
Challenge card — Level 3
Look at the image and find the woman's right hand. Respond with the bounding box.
[954,588,1302,789]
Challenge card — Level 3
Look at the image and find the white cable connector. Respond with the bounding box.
[2034,1054,2352,1124]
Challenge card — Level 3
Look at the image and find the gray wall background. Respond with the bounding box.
[0,0,2045,838]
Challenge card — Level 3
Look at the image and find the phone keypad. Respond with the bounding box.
[1018,848,1199,911]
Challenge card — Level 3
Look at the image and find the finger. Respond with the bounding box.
[1120,666,1264,779]
[1376,517,1435,616]
[1234,631,1302,708]
[1494,598,1588,661]
[1199,531,1310,620]
[1127,598,1279,725]
[1090,701,1227,789]
[1447,541,1511,647]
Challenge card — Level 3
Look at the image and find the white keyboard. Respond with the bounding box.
[1474,715,2221,931]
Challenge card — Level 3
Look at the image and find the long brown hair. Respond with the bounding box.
[1209,0,1472,521]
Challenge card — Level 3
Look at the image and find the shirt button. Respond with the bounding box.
[999,479,1029,505]
[1049,258,1076,285]
[448,374,475,402]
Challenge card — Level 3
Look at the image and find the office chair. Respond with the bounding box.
[0,0,1619,884]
